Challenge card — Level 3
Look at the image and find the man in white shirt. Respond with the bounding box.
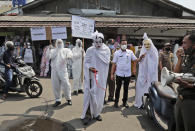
[111,40,145,108]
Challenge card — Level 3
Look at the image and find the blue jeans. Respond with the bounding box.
[4,69,13,94]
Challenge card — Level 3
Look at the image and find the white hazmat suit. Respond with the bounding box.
[134,33,159,108]
[72,39,85,92]
[81,31,110,119]
[46,39,73,102]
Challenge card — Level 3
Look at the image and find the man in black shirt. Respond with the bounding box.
[2,41,15,100]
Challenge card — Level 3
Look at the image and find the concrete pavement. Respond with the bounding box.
[0,78,162,131]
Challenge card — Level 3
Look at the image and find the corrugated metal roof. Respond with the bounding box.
[0,16,194,28]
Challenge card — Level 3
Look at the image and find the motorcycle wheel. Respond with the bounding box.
[25,81,43,98]
[146,97,168,130]
[145,97,153,119]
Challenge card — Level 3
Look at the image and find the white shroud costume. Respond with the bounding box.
[46,39,73,102]
[72,39,85,92]
[134,33,159,108]
[81,31,110,119]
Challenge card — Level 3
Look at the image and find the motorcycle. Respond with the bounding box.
[144,82,177,131]
[144,67,195,130]
[0,57,43,98]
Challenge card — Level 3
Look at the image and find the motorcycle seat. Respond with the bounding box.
[153,82,177,100]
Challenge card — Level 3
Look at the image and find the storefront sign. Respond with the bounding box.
[30,27,46,41]
[72,15,95,39]
[52,26,67,40]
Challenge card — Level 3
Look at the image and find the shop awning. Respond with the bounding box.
[0,15,194,29]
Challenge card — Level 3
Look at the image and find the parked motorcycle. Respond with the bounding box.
[144,67,195,130]
[144,82,177,131]
[0,57,43,98]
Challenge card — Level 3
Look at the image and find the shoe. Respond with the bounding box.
[52,101,61,107]
[123,103,129,108]
[73,91,78,96]
[81,117,91,125]
[104,100,107,105]
[95,115,102,121]
[139,104,144,109]
[1,94,7,100]
[78,89,84,94]
[108,97,114,102]
[67,100,72,105]
[114,102,118,108]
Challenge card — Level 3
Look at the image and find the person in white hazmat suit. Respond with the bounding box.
[134,33,159,108]
[72,39,85,95]
[46,39,73,107]
[81,31,110,125]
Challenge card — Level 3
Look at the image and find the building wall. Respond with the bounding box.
[0,1,12,13]
[23,0,182,18]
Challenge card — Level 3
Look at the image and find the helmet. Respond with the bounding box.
[5,41,14,51]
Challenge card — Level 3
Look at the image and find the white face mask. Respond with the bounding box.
[94,38,103,48]
[143,40,151,50]
[57,44,63,48]
[121,44,127,50]
[76,42,81,47]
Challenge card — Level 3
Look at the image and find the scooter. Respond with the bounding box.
[144,81,177,131]
[0,57,43,98]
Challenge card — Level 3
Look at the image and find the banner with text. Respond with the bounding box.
[72,15,95,39]
[30,27,46,41]
[52,26,67,40]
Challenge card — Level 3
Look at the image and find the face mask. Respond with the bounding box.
[109,45,114,49]
[76,42,81,47]
[121,44,127,50]
[27,46,30,48]
[143,40,151,50]
[57,44,63,48]
[165,47,171,52]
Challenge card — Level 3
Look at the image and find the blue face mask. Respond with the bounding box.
[109,45,114,49]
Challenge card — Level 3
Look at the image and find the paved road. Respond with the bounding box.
[0,79,163,131]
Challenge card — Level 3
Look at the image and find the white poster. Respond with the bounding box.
[30,27,46,41]
[72,15,95,39]
[52,26,67,40]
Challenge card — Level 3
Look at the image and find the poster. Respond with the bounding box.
[72,15,95,39]
[52,26,67,40]
[30,27,46,41]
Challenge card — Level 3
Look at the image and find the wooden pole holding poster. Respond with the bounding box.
[81,38,85,83]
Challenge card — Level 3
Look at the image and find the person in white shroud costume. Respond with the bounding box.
[134,33,159,108]
[81,31,110,125]
[72,39,85,95]
[46,39,73,107]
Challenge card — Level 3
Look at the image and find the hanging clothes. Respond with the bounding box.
[40,46,50,77]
